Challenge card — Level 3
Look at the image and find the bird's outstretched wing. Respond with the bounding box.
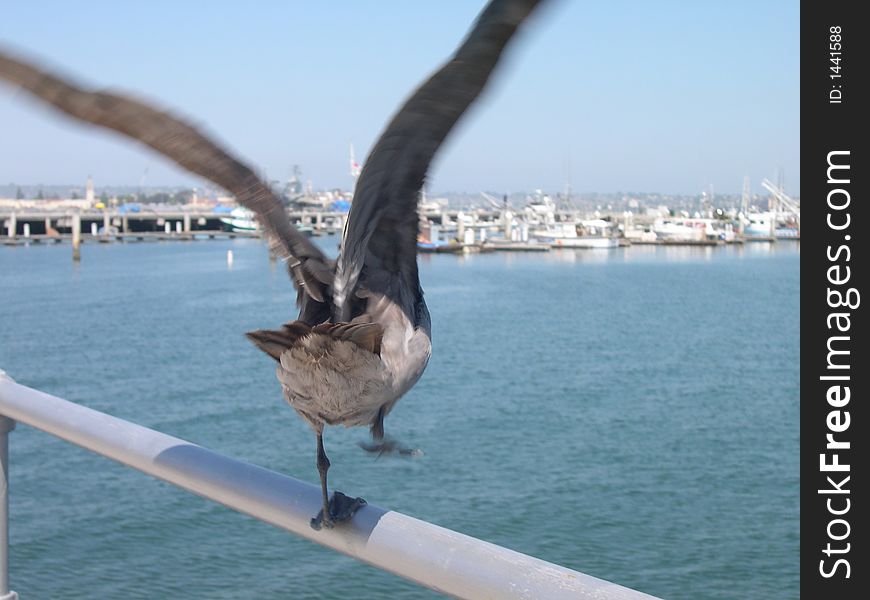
[0,50,332,305]
[334,0,545,322]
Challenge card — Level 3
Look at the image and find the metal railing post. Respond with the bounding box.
[0,403,17,600]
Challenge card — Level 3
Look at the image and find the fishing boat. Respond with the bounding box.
[532,219,618,249]
[219,207,257,231]
[652,218,707,242]
[743,212,775,240]
[219,207,313,236]
[522,190,556,226]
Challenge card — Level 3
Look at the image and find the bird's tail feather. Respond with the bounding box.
[245,321,313,361]
[246,320,384,361]
[312,322,383,356]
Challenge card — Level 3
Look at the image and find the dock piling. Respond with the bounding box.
[72,213,81,261]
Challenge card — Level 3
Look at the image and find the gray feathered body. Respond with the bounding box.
[275,294,431,434]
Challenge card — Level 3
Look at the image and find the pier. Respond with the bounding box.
[2,206,796,254]
[0,209,347,238]
[0,208,337,250]
[1,230,260,247]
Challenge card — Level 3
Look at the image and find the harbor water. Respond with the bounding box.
[0,238,799,599]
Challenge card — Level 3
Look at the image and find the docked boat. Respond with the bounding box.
[652,217,735,243]
[775,226,800,239]
[532,220,618,249]
[623,226,658,243]
[417,240,463,253]
[219,207,313,236]
[743,212,775,239]
[522,191,557,227]
[219,207,257,231]
[743,212,799,240]
[652,218,707,242]
[417,224,461,253]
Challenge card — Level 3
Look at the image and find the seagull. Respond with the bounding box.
[0,0,546,529]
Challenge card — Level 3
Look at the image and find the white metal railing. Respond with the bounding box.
[0,370,660,600]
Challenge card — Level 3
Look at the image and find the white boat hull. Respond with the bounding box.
[533,221,618,249]
[653,225,705,242]
[775,227,800,239]
[220,217,257,231]
[547,236,618,249]
[220,207,257,231]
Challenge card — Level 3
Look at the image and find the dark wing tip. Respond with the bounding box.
[0,48,332,308]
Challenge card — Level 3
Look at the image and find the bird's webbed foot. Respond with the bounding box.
[310,491,367,531]
[358,436,424,458]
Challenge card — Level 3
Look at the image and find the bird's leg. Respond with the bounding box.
[357,407,423,457]
[358,437,424,458]
[316,432,332,527]
[310,432,367,531]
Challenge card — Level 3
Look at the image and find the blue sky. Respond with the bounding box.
[0,1,799,195]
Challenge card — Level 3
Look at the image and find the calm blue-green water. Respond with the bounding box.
[0,238,799,599]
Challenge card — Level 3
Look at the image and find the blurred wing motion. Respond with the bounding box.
[1,1,552,530]
[334,0,544,322]
[0,50,331,305]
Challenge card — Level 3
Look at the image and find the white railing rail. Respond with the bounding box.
[0,370,660,600]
